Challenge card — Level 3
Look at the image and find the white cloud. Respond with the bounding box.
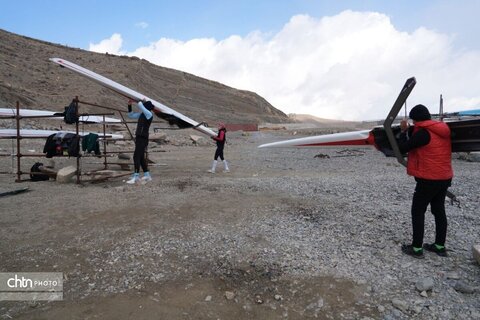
[135,21,148,29]
[93,11,480,120]
[89,33,124,55]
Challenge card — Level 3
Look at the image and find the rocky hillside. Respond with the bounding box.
[289,113,364,127]
[0,29,288,125]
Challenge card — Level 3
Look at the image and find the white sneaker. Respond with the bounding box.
[141,175,152,184]
[207,169,215,174]
[126,174,140,184]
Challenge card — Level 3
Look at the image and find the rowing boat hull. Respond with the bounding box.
[50,58,217,137]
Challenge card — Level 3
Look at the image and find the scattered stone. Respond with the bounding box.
[204,295,212,302]
[420,291,428,298]
[151,132,168,144]
[274,294,283,301]
[473,244,480,265]
[255,295,264,304]
[189,135,203,144]
[468,152,480,162]
[412,305,423,314]
[56,165,77,183]
[392,298,408,312]
[415,278,434,292]
[118,153,130,160]
[224,291,235,300]
[454,281,475,294]
[392,309,403,317]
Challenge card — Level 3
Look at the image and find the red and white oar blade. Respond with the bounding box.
[258,130,375,148]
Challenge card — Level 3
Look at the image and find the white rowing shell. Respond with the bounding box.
[0,129,123,139]
[50,58,217,138]
[0,108,121,123]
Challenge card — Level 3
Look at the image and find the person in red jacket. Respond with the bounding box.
[398,104,453,259]
[208,123,229,173]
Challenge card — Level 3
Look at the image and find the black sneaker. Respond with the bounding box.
[423,243,447,257]
[401,244,424,259]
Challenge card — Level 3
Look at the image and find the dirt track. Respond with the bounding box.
[0,129,479,319]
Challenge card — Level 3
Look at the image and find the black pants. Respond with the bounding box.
[133,137,149,173]
[411,178,451,248]
[214,145,224,161]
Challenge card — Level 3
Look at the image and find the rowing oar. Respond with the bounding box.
[383,77,459,206]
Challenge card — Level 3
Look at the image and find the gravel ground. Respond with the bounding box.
[0,129,479,319]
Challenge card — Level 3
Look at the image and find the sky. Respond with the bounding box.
[1,0,480,120]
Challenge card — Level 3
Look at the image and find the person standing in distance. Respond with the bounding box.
[208,123,229,173]
[398,104,453,258]
[126,99,154,184]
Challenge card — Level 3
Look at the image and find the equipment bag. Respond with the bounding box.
[30,162,49,181]
[64,100,79,124]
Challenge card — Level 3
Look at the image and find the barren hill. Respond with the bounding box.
[0,29,288,125]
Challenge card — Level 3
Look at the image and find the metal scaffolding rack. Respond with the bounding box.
[0,98,143,184]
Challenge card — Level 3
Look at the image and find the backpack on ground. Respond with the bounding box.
[30,162,49,181]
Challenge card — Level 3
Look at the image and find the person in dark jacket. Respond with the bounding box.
[208,123,230,173]
[126,99,154,184]
[398,104,453,258]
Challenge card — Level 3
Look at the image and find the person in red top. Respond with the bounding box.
[398,104,453,259]
[208,123,230,173]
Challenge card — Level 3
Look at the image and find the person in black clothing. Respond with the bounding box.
[397,104,453,259]
[126,99,154,184]
[208,123,230,173]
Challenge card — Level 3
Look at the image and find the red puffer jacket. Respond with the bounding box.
[407,120,453,180]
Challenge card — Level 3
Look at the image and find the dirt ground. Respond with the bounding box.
[0,129,381,319]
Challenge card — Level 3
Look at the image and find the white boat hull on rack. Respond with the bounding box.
[0,108,121,123]
[0,129,123,139]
